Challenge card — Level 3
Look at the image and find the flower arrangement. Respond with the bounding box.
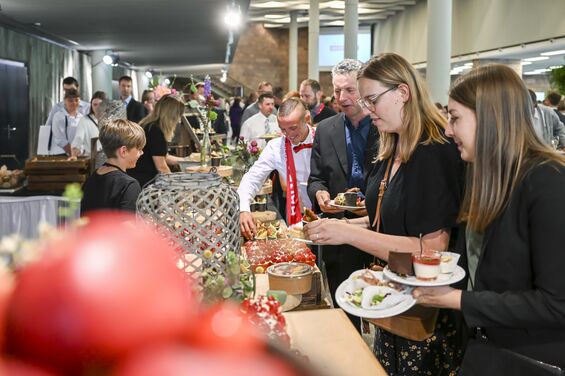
[233,137,262,170]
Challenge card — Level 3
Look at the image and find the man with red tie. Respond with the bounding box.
[307,59,379,329]
[238,97,314,239]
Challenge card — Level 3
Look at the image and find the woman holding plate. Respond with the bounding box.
[304,53,465,375]
[414,65,565,374]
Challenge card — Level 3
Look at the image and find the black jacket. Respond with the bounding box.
[460,161,565,368]
[307,113,379,215]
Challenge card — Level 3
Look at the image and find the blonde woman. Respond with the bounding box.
[415,64,565,374]
[127,95,185,187]
[304,53,465,375]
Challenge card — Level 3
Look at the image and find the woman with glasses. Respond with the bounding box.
[304,53,465,375]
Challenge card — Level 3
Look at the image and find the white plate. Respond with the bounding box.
[289,236,323,246]
[383,265,466,287]
[329,199,365,211]
[335,279,416,319]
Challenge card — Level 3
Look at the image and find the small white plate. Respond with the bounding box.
[383,265,466,287]
[335,279,416,319]
[289,236,323,246]
[329,199,365,211]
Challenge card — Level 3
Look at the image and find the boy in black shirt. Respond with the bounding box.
[81,119,146,214]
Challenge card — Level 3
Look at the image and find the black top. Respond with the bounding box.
[126,98,146,123]
[81,170,141,214]
[365,131,464,238]
[460,161,565,367]
[127,122,167,187]
[312,105,337,125]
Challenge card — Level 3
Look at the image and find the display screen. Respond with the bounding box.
[319,27,372,68]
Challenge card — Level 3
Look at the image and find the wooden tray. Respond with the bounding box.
[185,165,233,177]
[27,175,86,183]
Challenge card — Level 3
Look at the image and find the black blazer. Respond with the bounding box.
[127,98,145,123]
[460,161,565,368]
[307,113,379,216]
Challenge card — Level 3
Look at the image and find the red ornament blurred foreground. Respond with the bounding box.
[0,212,308,375]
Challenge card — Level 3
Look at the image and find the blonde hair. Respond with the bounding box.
[139,95,184,141]
[99,119,146,158]
[450,64,565,231]
[359,53,447,162]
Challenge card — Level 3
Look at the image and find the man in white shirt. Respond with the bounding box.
[51,89,84,155]
[238,98,314,239]
[45,77,90,127]
[240,81,276,125]
[239,93,279,149]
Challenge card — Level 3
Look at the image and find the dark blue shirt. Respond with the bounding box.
[344,115,371,191]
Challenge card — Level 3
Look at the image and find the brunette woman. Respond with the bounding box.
[414,64,565,374]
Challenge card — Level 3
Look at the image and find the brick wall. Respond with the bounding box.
[230,23,334,98]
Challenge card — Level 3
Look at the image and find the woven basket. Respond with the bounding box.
[136,173,240,281]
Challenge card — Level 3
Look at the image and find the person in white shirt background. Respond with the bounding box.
[71,91,107,158]
[238,97,314,239]
[239,92,279,149]
[44,76,90,128]
[51,89,84,156]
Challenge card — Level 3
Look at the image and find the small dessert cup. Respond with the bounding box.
[412,252,441,281]
[440,251,461,274]
[343,192,358,207]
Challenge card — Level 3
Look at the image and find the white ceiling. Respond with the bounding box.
[248,0,417,28]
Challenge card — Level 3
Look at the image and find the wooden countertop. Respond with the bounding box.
[283,308,387,376]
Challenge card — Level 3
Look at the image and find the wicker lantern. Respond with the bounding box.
[136,172,240,282]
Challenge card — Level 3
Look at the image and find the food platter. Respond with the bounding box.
[328,199,365,211]
[383,265,466,287]
[335,269,415,319]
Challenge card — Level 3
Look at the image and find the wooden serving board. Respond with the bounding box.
[27,174,87,183]
[185,165,233,177]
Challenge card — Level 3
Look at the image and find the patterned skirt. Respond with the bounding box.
[373,309,465,376]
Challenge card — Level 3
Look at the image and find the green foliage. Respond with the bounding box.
[59,183,82,218]
[549,66,565,95]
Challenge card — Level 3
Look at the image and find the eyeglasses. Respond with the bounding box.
[358,85,399,112]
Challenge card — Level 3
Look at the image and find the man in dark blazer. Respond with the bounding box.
[299,79,336,125]
[307,59,379,329]
[119,75,145,123]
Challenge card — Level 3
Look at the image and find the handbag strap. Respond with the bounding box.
[371,143,397,230]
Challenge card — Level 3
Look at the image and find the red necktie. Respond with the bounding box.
[293,143,313,153]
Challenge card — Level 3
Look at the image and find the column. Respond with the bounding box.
[426,0,452,105]
[91,50,113,96]
[289,11,299,91]
[308,0,320,80]
[136,71,150,97]
[344,0,358,60]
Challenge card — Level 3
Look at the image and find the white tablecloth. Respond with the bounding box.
[0,196,80,239]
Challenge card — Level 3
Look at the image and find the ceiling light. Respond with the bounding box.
[270,17,291,23]
[263,23,284,28]
[264,14,286,19]
[523,56,550,62]
[324,20,345,26]
[520,61,532,66]
[550,65,563,69]
[164,78,171,85]
[102,54,115,65]
[324,1,345,10]
[297,16,309,22]
[224,3,242,30]
[251,1,287,8]
[33,22,41,27]
[541,50,565,56]
[145,71,153,79]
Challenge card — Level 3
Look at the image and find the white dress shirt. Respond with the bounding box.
[240,112,279,149]
[71,114,102,156]
[45,99,90,127]
[51,110,83,152]
[237,131,314,212]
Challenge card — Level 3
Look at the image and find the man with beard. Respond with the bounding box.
[307,59,379,330]
[299,79,336,125]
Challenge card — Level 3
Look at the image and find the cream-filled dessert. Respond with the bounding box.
[412,253,441,280]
